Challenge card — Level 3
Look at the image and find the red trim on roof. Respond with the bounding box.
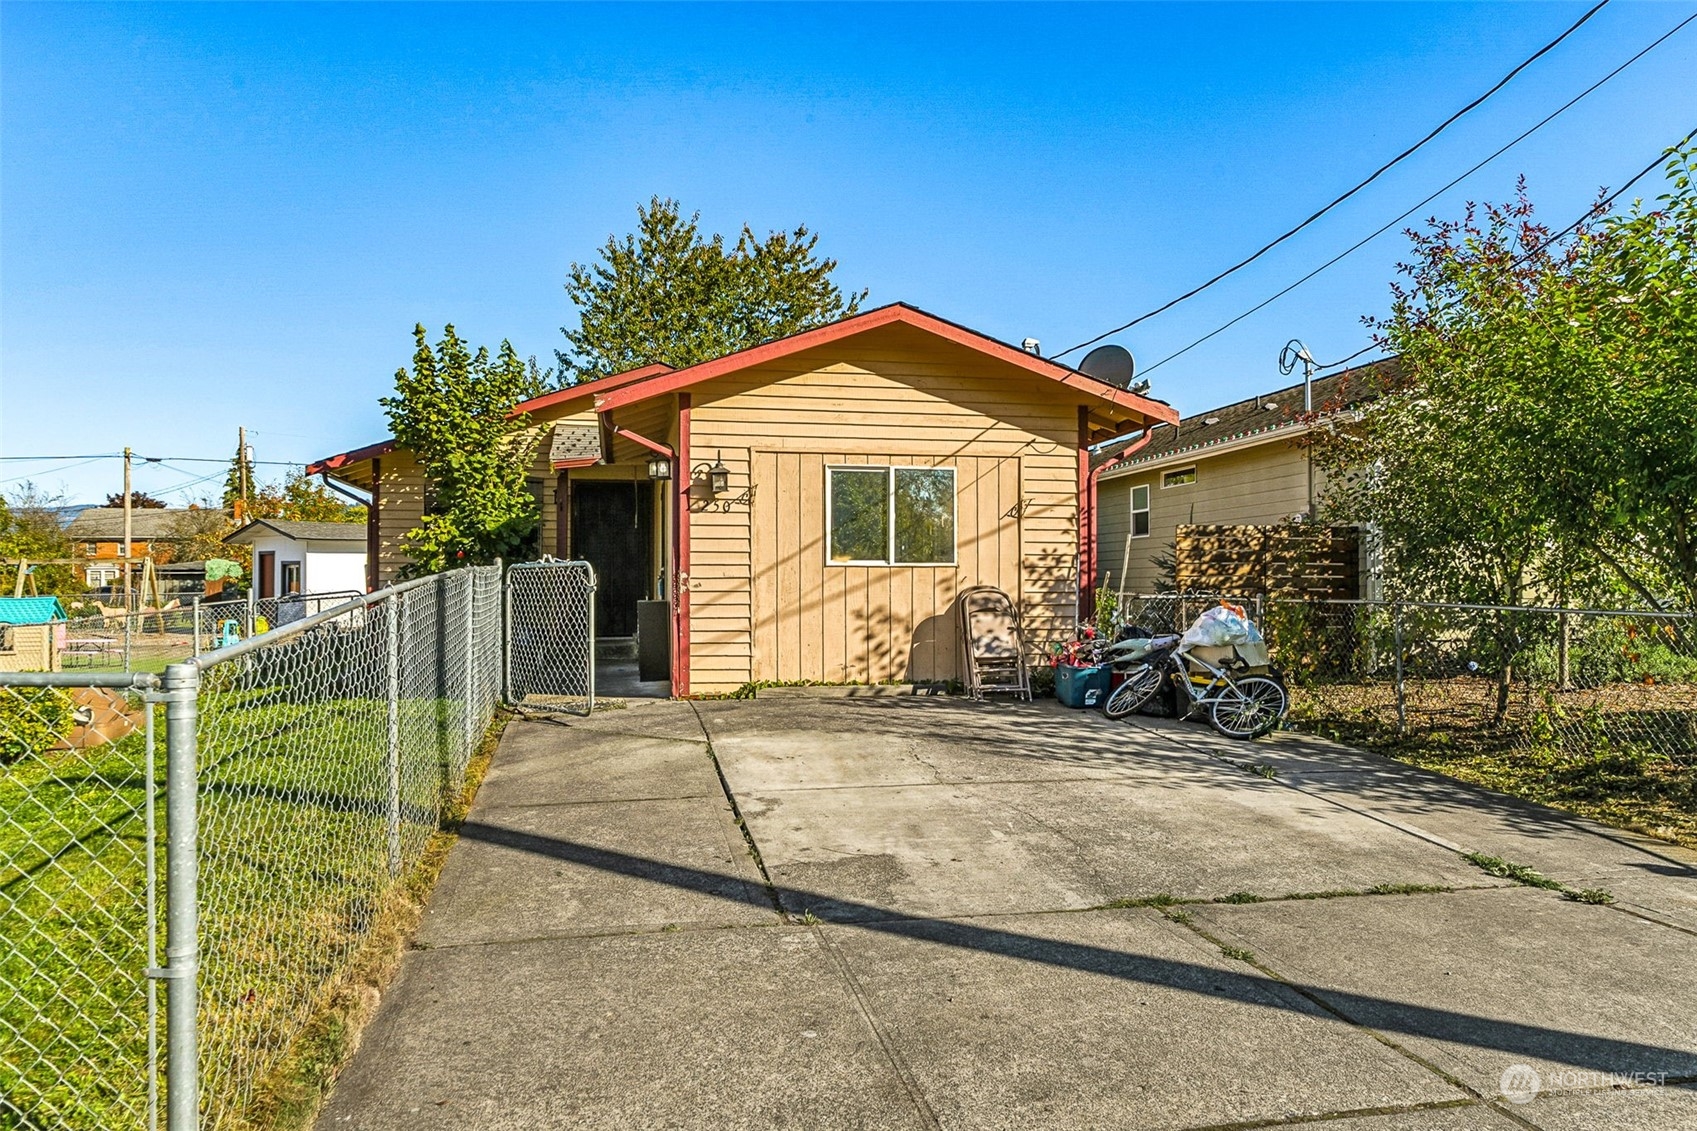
[306,438,398,475]
[550,457,601,470]
[509,363,675,418]
[590,304,1179,425]
[306,363,678,474]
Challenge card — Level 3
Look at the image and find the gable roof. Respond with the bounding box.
[591,303,1178,428]
[0,596,67,624]
[305,362,678,479]
[307,306,1179,478]
[1092,357,1395,473]
[64,507,211,541]
[512,363,674,418]
[222,519,367,545]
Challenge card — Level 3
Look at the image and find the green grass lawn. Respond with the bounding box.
[2,683,488,1131]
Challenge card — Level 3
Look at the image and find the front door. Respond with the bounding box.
[257,551,275,598]
[570,480,652,637]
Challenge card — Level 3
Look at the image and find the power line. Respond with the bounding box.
[0,453,305,466]
[1290,121,1697,376]
[1051,0,1614,361]
[1136,8,1697,380]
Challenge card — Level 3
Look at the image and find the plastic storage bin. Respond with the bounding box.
[1054,664,1111,709]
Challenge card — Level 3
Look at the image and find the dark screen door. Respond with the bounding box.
[570,480,653,637]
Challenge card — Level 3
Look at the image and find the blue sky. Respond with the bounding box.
[3,1,1693,504]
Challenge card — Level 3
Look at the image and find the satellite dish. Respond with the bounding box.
[1079,344,1137,389]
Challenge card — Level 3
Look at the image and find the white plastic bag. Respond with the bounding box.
[1180,604,1255,649]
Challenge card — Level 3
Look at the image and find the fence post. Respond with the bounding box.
[586,564,596,715]
[462,571,476,761]
[1391,601,1407,736]
[159,663,199,1131]
[124,613,133,671]
[501,565,513,707]
[191,599,201,660]
[385,594,401,876]
[1557,609,1572,691]
[246,585,256,638]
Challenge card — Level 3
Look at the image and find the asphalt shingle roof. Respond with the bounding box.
[1092,357,1396,471]
[64,508,212,541]
[224,519,366,544]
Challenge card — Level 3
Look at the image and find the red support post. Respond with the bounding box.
[673,393,691,698]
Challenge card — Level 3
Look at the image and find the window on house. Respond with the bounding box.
[828,466,956,565]
[281,562,302,595]
[1162,467,1197,488]
[1131,484,1151,538]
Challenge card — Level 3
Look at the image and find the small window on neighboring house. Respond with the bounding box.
[1162,467,1197,488]
[828,466,956,565]
[1131,484,1151,538]
[0,626,12,652]
[84,543,97,556]
[281,562,302,595]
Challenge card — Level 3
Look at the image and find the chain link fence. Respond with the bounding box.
[0,673,164,1130]
[0,564,530,1130]
[52,593,367,674]
[504,559,596,713]
[1113,593,1696,766]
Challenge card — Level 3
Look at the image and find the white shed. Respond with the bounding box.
[223,519,369,598]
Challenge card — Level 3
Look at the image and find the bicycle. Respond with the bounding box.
[1100,632,1288,740]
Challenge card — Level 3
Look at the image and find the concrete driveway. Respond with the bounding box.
[317,696,1697,1130]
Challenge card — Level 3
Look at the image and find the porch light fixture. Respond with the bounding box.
[646,454,672,480]
[707,453,731,495]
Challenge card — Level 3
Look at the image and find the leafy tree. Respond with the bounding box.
[0,483,82,596]
[222,440,256,509]
[251,472,366,525]
[169,505,242,570]
[382,324,540,574]
[1313,184,1561,612]
[557,196,867,383]
[1321,148,1697,613]
[1312,147,1697,716]
[105,491,167,509]
[1542,146,1697,609]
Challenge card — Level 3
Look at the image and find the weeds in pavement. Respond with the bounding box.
[1463,852,1564,890]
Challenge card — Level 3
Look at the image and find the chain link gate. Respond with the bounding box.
[505,558,597,714]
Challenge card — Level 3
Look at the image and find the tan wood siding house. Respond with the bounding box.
[1093,363,1384,596]
[311,304,1175,695]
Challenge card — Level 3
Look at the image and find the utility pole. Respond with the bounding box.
[236,426,249,524]
[123,446,133,606]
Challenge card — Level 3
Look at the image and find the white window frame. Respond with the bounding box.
[1130,483,1152,539]
[1161,466,1197,489]
[825,465,958,567]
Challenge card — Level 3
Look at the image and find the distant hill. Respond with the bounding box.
[51,504,97,528]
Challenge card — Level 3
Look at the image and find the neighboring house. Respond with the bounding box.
[309,303,1176,695]
[222,519,369,598]
[62,507,206,587]
[1093,361,1386,596]
[0,596,67,673]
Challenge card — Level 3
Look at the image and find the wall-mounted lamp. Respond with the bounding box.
[706,452,731,495]
[646,454,672,480]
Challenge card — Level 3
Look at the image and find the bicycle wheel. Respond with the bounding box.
[1103,665,1164,720]
[1208,675,1287,739]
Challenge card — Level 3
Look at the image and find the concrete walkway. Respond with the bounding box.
[317,697,1697,1130]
